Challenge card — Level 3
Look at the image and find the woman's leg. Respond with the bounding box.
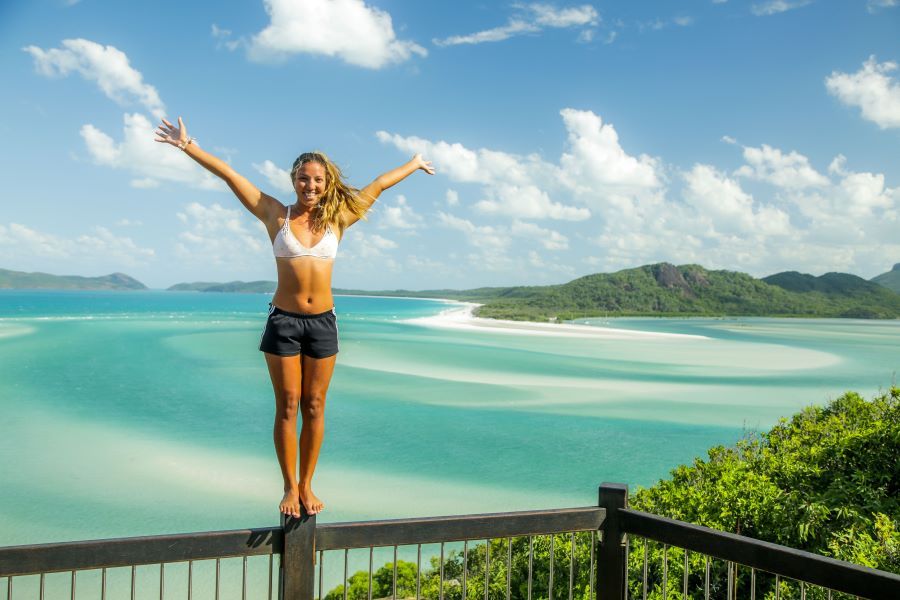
[265,353,303,518]
[298,353,337,515]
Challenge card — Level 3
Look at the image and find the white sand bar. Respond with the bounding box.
[407,303,709,340]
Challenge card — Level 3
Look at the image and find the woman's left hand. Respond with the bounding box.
[412,154,435,175]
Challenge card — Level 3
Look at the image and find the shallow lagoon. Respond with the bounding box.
[0,291,897,550]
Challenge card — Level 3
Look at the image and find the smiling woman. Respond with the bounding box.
[154,116,434,519]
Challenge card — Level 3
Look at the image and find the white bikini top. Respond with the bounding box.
[272,206,339,259]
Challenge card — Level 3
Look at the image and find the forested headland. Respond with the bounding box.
[325,388,899,600]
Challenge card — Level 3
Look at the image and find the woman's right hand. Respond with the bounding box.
[154,117,188,148]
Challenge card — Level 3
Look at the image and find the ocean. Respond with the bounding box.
[0,290,897,597]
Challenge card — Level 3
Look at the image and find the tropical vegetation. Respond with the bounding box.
[322,388,899,600]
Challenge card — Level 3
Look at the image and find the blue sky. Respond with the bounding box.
[1,0,898,289]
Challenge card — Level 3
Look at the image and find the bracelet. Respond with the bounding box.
[178,137,196,150]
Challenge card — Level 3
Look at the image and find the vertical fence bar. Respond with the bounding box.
[485,539,491,600]
[641,544,648,600]
[132,564,136,600]
[549,535,555,600]
[439,543,445,600]
[243,556,248,600]
[589,531,595,600]
[318,552,323,600]
[283,513,316,600]
[268,556,273,600]
[726,562,733,600]
[417,544,422,600]
[507,537,512,600]
[464,540,469,600]
[569,533,575,600]
[393,546,398,600]
[683,550,689,600]
[216,558,221,600]
[703,557,709,600]
[188,561,193,600]
[775,575,781,600]
[40,572,46,600]
[662,545,668,600]
[343,549,348,600]
[750,568,756,600]
[368,547,374,600]
[597,483,628,600]
[160,562,164,600]
[528,536,533,600]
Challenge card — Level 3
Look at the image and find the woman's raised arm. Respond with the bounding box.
[347,154,434,228]
[155,117,280,222]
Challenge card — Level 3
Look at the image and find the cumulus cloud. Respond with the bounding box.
[378,195,424,230]
[750,1,812,16]
[377,108,666,222]
[867,0,897,12]
[445,189,460,206]
[826,56,900,129]
[434,3,598,46]
[510,220,569,250]
[23,39,165,119]
[247,0,426,69]
[175,202,269,267]
[253,160,294,194]
[81,113,223,190]
[683,164,792,236]
[381,107,896,280]
[0,222,154,267]
[734,144,830,188]
[376,128,590,221]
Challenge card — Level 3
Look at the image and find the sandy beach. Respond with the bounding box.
[406,302,709,340]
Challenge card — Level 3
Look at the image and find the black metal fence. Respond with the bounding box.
[1,483,898,600]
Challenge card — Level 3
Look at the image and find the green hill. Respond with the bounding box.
[872,263,900,293]
[0,268,146,290]
[167,280,276,293]
[469,263,900,320]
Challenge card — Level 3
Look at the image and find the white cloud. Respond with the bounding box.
[23,39,165,119]
[510,220,569,250]
[378,195,423,230]
[253,160,294,194]
[438,212,510,252]
[826,56,900,129]
[81,113,223,190]
[445,189,460,206]
[434,3,597,46]
[376,128,590,221]
[0,222,154,267]
[683,164,792,236]
[558,108,661,207]
[175,202,269,267]
[378,108,665,222]
[734,144,829,189]
[867,0,897,12]
[750,1,812,16]
[247,0,426,69]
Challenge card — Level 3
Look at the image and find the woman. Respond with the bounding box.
[155,117,434,518]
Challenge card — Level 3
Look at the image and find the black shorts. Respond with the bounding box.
[258,305,339,358]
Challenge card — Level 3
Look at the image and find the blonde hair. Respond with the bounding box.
[290,152,368,233]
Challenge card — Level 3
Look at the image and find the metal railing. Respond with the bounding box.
[1,483,898,600]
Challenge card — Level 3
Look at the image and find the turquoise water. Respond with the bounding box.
[0,291,898,550]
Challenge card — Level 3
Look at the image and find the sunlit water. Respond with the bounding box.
[1,291,897,562]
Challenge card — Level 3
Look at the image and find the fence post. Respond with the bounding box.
[282,511,317,600]
[597,483,628,600]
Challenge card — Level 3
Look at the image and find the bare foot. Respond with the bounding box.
[280,486,302,519]
[299,485,325,515]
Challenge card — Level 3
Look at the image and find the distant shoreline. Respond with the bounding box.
[406,301,710,340]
